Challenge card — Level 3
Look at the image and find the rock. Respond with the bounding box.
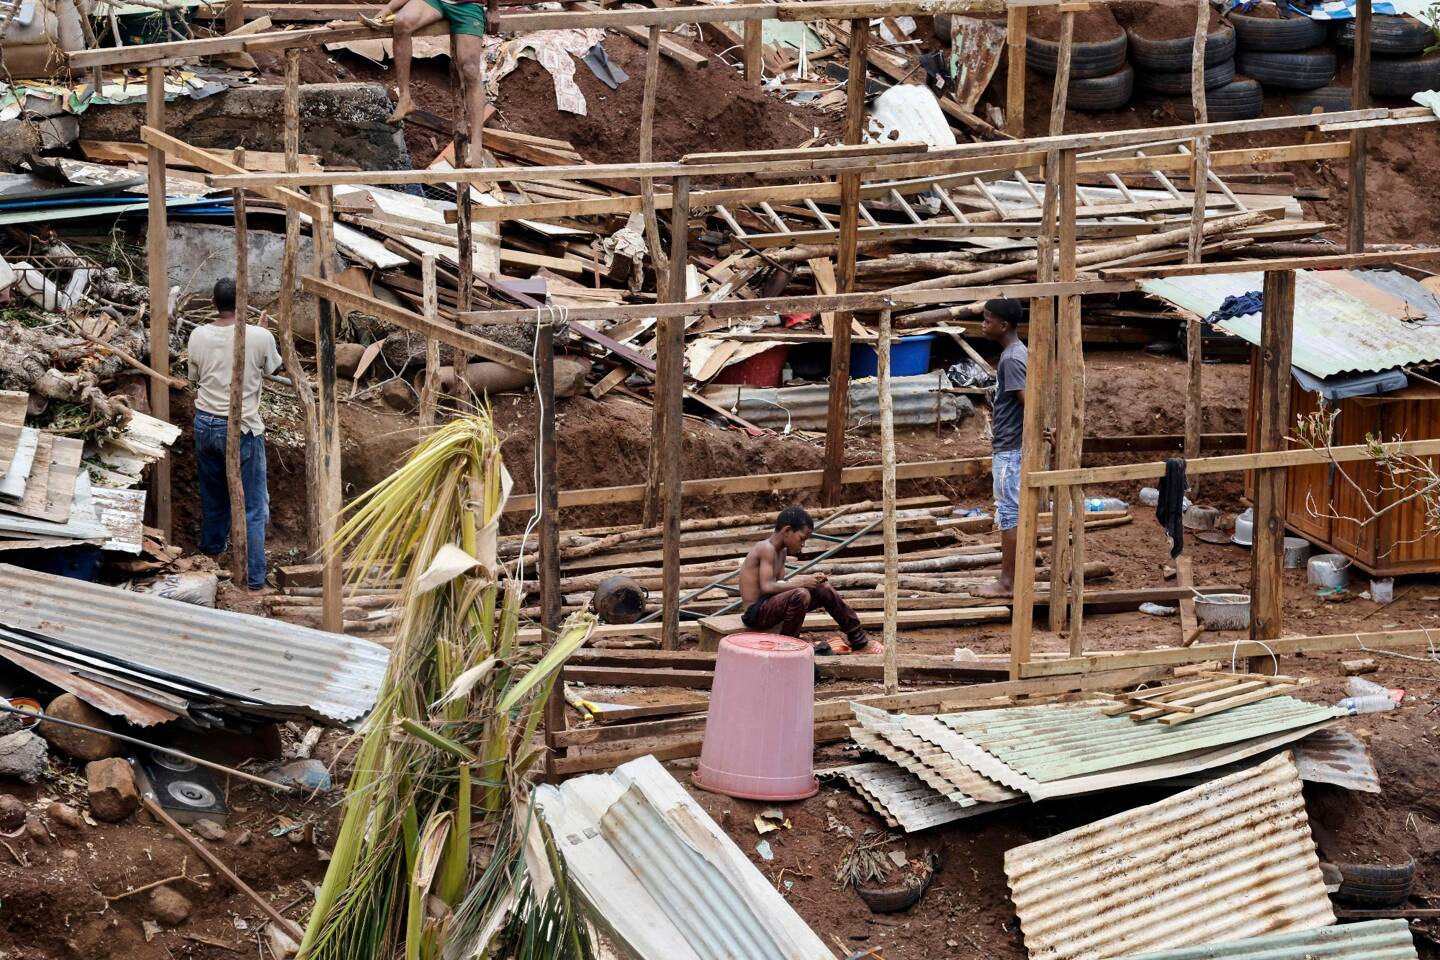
[86,758,140,823]
[148,885,193,926]
[25,814,51,846]
[192,818,227,842]
[553,357,591,398]
[0,794,26,831]
[1342,658,1378,675]
[334,342,368,379]
[39,694,122,761]
[233,828,252,846]
[48,802,85,831]
[0,730,48,783]
[380,378,416,413]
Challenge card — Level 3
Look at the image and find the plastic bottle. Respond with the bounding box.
[1346,676,1389,698]
[1086,497,1128,512]
[1337,695,1396,715]
[1138,487,1160,506]
[1138,602,1176,616]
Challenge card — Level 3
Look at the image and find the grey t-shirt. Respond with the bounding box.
[187,323,282,436]
[991,339,1027,452]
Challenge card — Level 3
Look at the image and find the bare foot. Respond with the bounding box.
[359,13,392,28]
[974,579,1013,599]
[387,96,416,125]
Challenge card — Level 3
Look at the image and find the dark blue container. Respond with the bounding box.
[849,334,936,379]
[5,545,103,582]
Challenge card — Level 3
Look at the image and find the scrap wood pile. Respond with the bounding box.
[826,687,1355,832]
[0,388,178,555]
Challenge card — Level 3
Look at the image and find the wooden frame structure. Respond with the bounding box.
[87,0,1440,767]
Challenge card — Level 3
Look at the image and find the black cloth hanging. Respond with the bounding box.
[1155,457,1188,558]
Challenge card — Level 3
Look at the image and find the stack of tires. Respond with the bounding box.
[1026,22,1133,111]
[1129,19,1262,120]
[1336,14,1440,99]
[1228,4,1339,113]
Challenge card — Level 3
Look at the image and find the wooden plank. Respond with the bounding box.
[659,175,689,649]
[80,140,323,173]
[1083,433,1245,454]
[1250,269,1294,653]
[1101,247,1440,280]
[1159,683,1291,725]
[1175,554,1202,646]
[1078,141,1350,177]
[301,275,533,373]
[1005,5,1027,137]
[1029,437,1440,488]
[140,126,323,221]
[743,19,763,82]
[1018,627,1440,678]
[698,605,1010,650]
[145,71,172,540]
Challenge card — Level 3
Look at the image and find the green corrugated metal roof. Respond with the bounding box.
[940,697,1344,782]
[1108,919,1417,960]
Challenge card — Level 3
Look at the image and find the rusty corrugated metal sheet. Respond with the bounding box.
[0,564,388,724]
[702,372,971,430]
[1293,729,1381,793]
[941,697,1344,783]
[1005,753,1335,960]
[820,761,1017,832]
[1108,919,1417,960]
[0,645,178,727]
[1139,269,1440,377]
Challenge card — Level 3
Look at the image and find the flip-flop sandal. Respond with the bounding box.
[852,639,886,656]
[814,640,838,657]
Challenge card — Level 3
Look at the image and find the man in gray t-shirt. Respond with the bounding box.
[977,298,1027,598]
[186,278,281,593]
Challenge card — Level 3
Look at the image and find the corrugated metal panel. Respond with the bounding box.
[0,645,178,727]
[820,761,1016,832]
[899,710,1040,794]
[536,755,832,960]
[1293,728,1381,793]
[941,697,1344,782]
[1108,919,1417,960]
[1140,270,1440,377]
[702,372,972,430]
[1005,753,1335,960]
[0,564,388,724]
[1351,270,1440,322]
[851,703,1020,803]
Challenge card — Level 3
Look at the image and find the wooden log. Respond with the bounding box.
[640,25,666,529]
[314,186,343,633]
[226,148,251,584]
[1349,0,1371,253]
[538,321,566,774]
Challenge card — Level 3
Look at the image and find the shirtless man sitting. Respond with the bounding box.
[736,506,884,655]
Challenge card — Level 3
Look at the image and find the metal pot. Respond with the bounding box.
[1194,592,1252,630]
[591,576,649,624]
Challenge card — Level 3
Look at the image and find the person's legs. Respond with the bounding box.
[978,448,1022,597]
[748,588,812,638]
[452,32,487,155]
[240,431,271,591]
[388,0,445,124]
[804,583,871,648]
[193,413,230,556]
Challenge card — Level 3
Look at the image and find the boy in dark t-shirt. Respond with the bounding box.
[976,298,1027,598]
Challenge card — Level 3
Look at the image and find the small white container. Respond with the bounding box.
[1371,577,1394,604]
[1194,592,1251,630]
[1308,554,1351,589]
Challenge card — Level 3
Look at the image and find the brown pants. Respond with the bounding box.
[741,584,868,646]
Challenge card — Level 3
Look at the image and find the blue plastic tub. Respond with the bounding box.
[849,334,936,379]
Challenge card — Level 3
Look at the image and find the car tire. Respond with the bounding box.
[1141,76,1264,121]
[1235,46,1337,89]
[1027,31,1129,78]
[934,13,952,42]
[1230,10,1328,51]
[1128,22,1236,71]
[1335,858,1416,907]
[1335,14,1433,56]
[1286,84,1353,113]
[1371,50,1440,97]
[1068,63,1134,111]
[1135,57,1235,95]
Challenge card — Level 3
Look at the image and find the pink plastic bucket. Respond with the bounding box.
[692,632,818,801]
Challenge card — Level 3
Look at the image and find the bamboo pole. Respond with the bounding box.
[226,147,251,586]
[878,309,898,695]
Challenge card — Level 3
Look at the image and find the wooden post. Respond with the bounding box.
[820,18,868,505]
[224,0,243,34]
[743,19,763,84]
[877,308,898,694]
[1185,0,1210,494]
[1044,13,1074,635]
[1348,0,1371,253]
[1006,5,1028,137]
[658,176,689,650]
[314,185,343,634]
[537,321,567,776]
[1249,269,1295,655]
[640,24,668,528]
[453,53,474,367]
[419,255,440,428]
[226,149,251,585]
[145,66,172,539]
[1052,149,1086,651]
[276,49,322,554]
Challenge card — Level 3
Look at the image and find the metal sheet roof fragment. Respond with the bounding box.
[1004,753,1335,960]
[0,564,389,724]
[1107,918,1417,960]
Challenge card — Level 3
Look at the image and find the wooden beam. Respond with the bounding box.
[743,19,764,82]
[1018,627,1440,678]
[1005,5,1027,137]
[1100,247,1440,280]
[1349,0,1372,253]
[538,322,566,775]
[140,127,323,221]
[145,69,171,540]
[659,176,689,649]
[314,186,343,634]
[1031,437,1440,488]
[1250,270,1295,653]
[301,276,533,373]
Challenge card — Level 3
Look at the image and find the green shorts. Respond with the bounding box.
[422,0,487,36]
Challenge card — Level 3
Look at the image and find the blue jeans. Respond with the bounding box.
[193,412,270,589]
[992,448,1022,531]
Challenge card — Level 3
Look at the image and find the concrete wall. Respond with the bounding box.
[80,83,411,171]
[166,223,327,339]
